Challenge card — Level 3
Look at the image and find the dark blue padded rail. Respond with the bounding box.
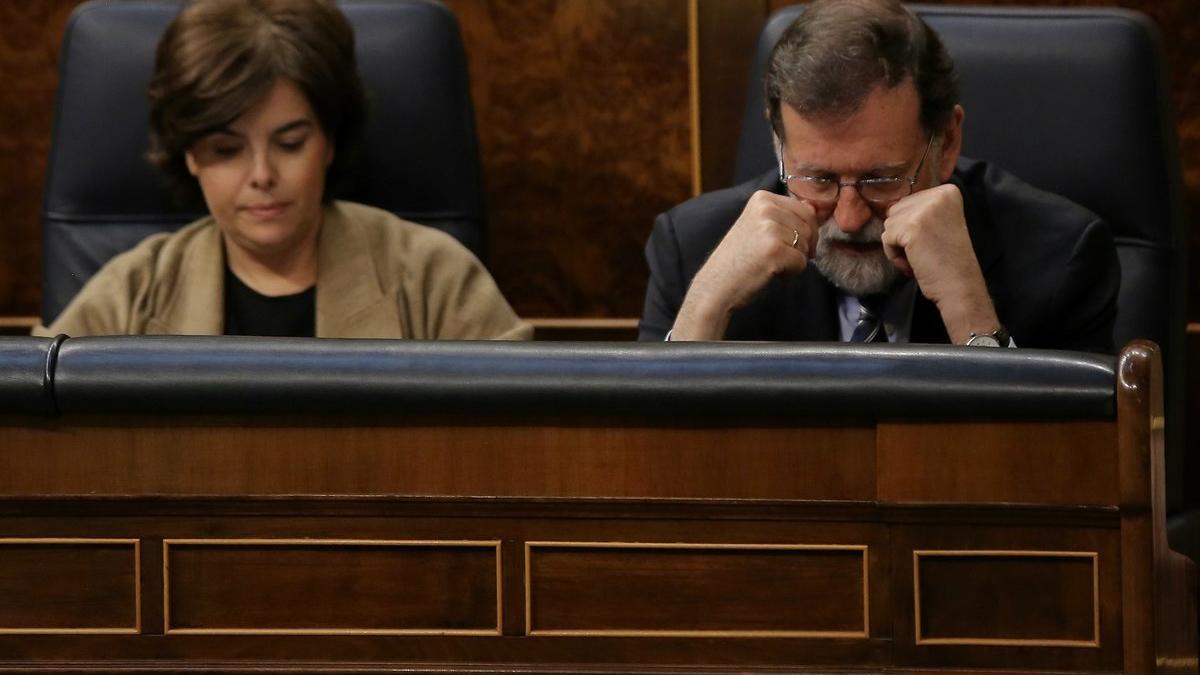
[0,337,60,415]
[48,337,1116,419]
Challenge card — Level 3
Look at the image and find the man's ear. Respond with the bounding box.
[184,150,199,177]
[937,104,965,183]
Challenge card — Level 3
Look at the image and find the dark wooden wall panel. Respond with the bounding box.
[165,541,500,633]
[696,0,770,193]
[0,540,138,632]
[526,543,868,636]
[443,0,691,318]
[0,1,78,319]
[914,552,1097,643]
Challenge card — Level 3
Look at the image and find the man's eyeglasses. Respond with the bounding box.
[778,133,935,206]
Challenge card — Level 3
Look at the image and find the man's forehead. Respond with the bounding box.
[780,84,925,172]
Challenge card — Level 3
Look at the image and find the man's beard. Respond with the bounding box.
[812,216,901,296]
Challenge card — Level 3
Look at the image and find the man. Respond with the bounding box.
[639,0,1118,351]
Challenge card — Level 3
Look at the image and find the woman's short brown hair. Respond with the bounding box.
[147,0,367,201]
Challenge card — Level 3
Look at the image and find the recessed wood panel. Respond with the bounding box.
[444,0,691,318]
[0,422,876,500]
[526,542,867,637]
[0,538,138,633]
[164,539,500,634]
[877,421,1118,505]
[914,550,1099,646]
[0,0,81,317]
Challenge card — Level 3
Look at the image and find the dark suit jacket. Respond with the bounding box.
[639,157,1120,352]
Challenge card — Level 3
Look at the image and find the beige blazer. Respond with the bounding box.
[36,201,531,340]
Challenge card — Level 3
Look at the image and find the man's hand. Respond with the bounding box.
[672,190,818,340]
[883,183,1000,344]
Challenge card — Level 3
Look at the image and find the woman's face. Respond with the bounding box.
[185,79,334,261]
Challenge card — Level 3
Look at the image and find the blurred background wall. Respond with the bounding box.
[1,0,1195,323]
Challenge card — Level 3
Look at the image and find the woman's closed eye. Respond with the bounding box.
[276,135,309,153]
[212,143,243,158]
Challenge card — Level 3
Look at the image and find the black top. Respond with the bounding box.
[223,266,315,338]
[639,157,1120,353]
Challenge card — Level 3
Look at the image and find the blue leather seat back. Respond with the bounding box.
[41,0,486,324]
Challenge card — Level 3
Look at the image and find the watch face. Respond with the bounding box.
[967,334,1001,347]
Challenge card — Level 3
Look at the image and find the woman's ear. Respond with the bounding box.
[184,150,199,176]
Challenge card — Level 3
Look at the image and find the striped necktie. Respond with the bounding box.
[849,294,889,343]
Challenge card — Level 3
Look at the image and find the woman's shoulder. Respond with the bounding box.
[328,200,479,260]
[96,216,218,281]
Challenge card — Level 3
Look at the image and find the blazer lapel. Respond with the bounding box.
[150,222,224,335]
[314,203,404,338]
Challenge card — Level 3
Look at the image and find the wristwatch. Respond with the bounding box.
[966,327,1011,347]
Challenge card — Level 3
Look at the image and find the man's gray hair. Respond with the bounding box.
[765,0,958,138]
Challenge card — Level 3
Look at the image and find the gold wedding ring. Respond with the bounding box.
[790,229,800,249]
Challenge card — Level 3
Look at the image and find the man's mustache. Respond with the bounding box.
[818,218,885,245]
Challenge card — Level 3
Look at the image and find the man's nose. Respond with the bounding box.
[833,184,873,233]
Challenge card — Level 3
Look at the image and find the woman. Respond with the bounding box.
[36,0,530,340]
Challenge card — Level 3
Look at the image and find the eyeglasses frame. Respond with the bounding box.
[777,132,936,206]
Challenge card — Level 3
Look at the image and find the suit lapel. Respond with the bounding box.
[951,164,1003,289]
[783,270,839,341]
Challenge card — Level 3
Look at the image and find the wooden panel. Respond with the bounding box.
[892,524,1122,673]
[0,538,138,633]
[444,0,691,318]
[915,551,1098,646]
[0,421,876,500]
[528,317,639,341]
[877,421,1118,505]
[0,1,81,317]
[525,542,867,637]
[164,539,500,634]
[696,0,769,192]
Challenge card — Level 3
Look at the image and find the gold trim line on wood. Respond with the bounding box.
[163,538,501,636]
[526,317,639,330]
[0,316,37,329]
[166,628,501,636]
[528,628,867,638]
[912,549,1100,648]
[0,538,140,635]
[163,538,501,546]
[0,628,139,635]
[688,0,701,196]
[526,541,869,551]
[525,541,868,638]
[0,538,139,545]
